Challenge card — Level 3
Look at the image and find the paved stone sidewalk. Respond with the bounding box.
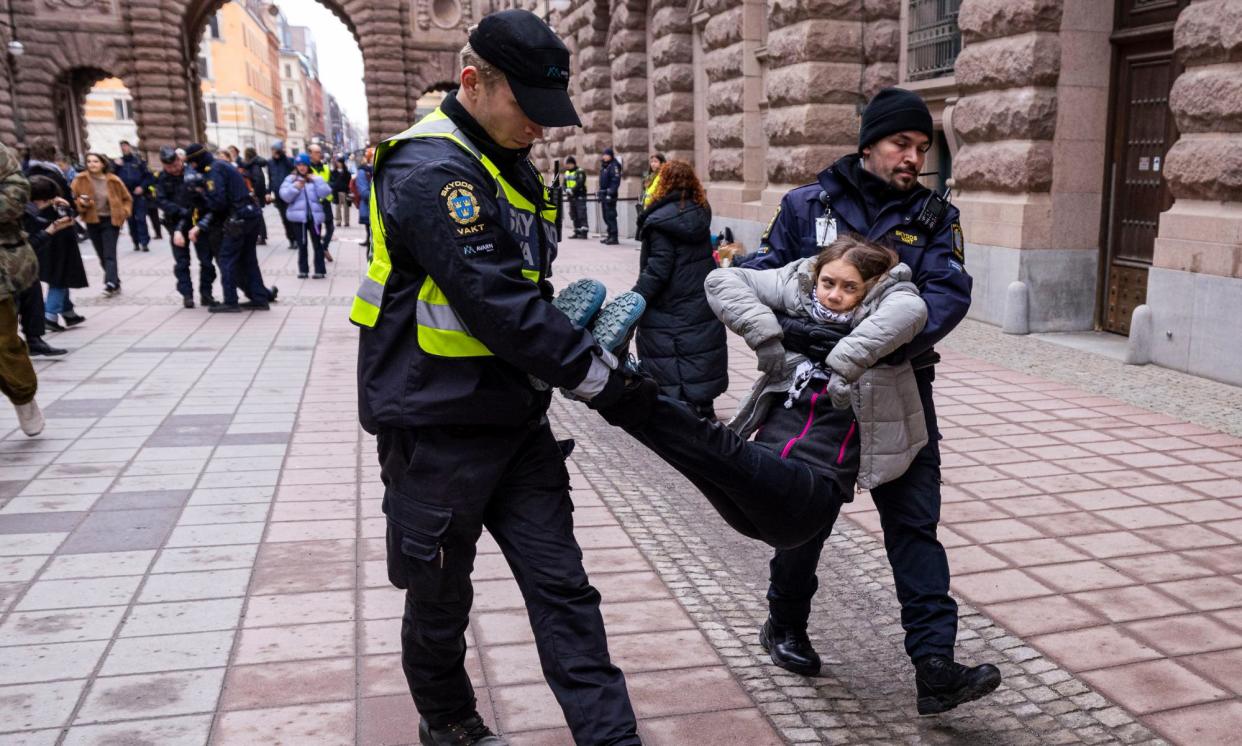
[1,223,1239,745]
[0,224,779,745]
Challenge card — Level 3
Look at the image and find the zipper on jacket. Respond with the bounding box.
[780,387,823,459]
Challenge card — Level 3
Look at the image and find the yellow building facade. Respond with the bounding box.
[83,1,282,157]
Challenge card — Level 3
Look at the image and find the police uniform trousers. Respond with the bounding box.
[217,217,269,305]
[600,198,618,242]
[378,419,640,745]
[176,232,218,301]
[569,197,588,236]
[127,194,150,249]
[319,200,334,250]
[767,369,958,662]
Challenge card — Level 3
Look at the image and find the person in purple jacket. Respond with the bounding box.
[278,153,332,279]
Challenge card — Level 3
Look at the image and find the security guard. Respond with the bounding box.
[155,146,217,308]
[307,143,334,258]
[352,10,641,745]
[742,88,998,715]
[183,144,275,313]
[563,155,588,238]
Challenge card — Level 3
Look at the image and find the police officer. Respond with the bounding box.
[742,87,1000,715]
[598,147,621,244]
[155,146,217,309]
[563,155,588,238]
[352,10,641,745]
[182,144,276,313]
[306,143,334,260]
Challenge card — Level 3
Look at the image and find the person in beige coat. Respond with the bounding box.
[71,153,131,295]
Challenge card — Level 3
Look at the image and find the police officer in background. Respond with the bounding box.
[598,146,621,244]
[563,155,588,238]
[352,10,641,745]
[155,146,217,309]
[182,144,276,313]
[742,87,1000,715]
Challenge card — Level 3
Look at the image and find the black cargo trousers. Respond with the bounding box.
[377,418,640,745]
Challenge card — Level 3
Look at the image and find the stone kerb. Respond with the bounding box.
[1145,0,1242,384]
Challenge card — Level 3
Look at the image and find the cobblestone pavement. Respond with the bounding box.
[1,220,1239,744]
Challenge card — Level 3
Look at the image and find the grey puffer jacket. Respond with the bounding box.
[704,258,929,489]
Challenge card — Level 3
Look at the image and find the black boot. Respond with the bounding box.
[759,619,821,676]
[200,296,219,307]
[183,297,195,309]
[914,655,1002,715]
[208,303,242,314]
[26,336,67,356]
[63,312,87,328]
[418,715,506,745]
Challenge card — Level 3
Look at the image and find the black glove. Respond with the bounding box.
[538,279,555,302]
[588,369,658,429]
[776,313,847,362]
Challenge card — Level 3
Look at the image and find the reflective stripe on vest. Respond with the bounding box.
[350,108,556,359]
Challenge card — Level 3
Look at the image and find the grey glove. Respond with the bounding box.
[755,339,785,376]
[827,372,852,410]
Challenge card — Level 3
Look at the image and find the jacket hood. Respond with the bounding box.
[0,143,20,181]
[638,193,712,242]
[791,259,914,321]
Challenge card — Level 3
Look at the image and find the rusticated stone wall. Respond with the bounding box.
[763,0,868,187]
[700,0,745,183]
[952,0,1061,199]
[648,0,694,162]
[610,0,650,180]
[0,0,464,154]
[1162,0,1242,210]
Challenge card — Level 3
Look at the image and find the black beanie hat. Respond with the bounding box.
[858,88,934,151]
[183,143,212,168]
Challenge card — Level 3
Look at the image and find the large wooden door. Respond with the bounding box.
[1099,1,1186,335]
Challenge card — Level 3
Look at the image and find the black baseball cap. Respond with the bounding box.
[469,9,581,128]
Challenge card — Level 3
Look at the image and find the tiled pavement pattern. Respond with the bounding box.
[0,224,780,745]
[0,220,1234,744]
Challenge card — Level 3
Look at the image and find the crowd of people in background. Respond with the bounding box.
[0,135,375,437]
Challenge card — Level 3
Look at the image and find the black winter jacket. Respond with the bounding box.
[24,204,88,288]
[633,192,728,405]
[242,156,269,201]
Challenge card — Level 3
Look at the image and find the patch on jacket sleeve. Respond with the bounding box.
[442,181,479,226]
[760,205,781,244]
[950,222,965,264]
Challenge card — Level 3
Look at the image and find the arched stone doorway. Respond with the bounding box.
[0,0,467,157]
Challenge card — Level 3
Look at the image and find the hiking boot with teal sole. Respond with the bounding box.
[552,278,607,329]
[590,291,646,357]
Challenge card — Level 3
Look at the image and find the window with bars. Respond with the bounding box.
[907,0,962,81]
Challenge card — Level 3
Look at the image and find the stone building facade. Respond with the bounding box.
[535,0,1242,386]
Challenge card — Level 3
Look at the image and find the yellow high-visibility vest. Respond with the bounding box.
[350,108,557,359]
[641,171,662,209]
[310,162,334,202]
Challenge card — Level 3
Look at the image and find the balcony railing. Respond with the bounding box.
[907,0,962,81]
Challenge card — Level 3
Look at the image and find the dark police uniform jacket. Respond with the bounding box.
[154,171,194,234]
[744,153,972,367]
[356,106,600,433]
[193,159,261,234]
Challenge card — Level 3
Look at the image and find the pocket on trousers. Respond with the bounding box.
[384,491,457,599]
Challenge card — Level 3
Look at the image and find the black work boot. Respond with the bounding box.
[26,336,67,356]
[915,655,1002,715]
[418,715,507,745]
[759,618,821,676]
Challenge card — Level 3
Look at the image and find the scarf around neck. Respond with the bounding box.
[807,291,855,324]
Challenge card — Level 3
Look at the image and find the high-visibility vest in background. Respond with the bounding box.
[350,108,557,359]
[564,168,581,191]
[642,171,662,209]
[311,162,334,202]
